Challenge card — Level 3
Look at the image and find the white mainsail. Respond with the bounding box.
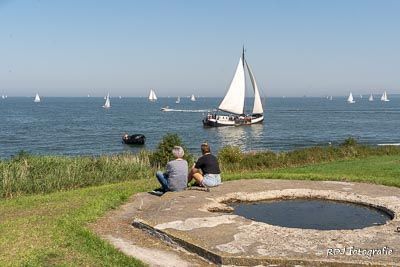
[369,93,374,101]
[381,91,389,102]
[176,96,180,103]
[34,93,41,103]
[190,94,196,101]
[218,57,246,115]
[103,93,111,108]
[245,60,263,114]
[347,92,355,103]
[148,89,157,101]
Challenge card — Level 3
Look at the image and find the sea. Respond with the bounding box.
[0,96,399,158]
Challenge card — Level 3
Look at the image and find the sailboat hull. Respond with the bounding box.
[203,114,263,127]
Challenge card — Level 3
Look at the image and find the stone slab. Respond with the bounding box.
[132,179,400,266]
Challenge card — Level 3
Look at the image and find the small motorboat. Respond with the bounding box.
[160,106,173,112]
[122,134,146,145]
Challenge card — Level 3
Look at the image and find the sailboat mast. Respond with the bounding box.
[242,46,246,114]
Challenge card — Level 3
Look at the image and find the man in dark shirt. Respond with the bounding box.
[188,143,221,187]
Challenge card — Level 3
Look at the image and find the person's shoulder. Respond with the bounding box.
[167,159,176,165]
[207,153,217,159]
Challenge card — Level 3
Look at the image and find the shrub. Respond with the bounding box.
[149,133,193,167]
[341,137,358,146]
[218,146,243,164]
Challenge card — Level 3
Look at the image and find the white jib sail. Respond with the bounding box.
[103,93,111,108]
[218,57,245,115]
[149,89,157,101]
[347,92,354,102]
[245,60,263,114]
[369,94,374,101]
[34,93,41,102]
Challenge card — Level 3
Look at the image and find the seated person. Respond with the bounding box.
[154,146,188,194]
[188,143,221,187]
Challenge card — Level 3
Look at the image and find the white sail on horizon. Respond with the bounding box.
[190,94,196,101]
[103,93,111,108]
[369,93,374,101]
[148,89,157,101]
[381,91,389,102]
[347,92,355,103]
[34,93,41,103]
[176,96,180,103]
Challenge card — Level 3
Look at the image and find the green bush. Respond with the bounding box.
[341,137,358,146]
[149,133,193,167]
[218,146,243,163]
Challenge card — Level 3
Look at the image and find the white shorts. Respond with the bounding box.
[202,174,221,187]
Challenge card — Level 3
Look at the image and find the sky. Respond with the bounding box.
[0,0,399,97]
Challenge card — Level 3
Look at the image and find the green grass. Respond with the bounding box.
[0,152,153,198]
[224,155,400,187]
[0,179,157,266]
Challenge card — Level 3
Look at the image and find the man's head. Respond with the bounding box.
[201,143,211,154]
[172,146,185,158]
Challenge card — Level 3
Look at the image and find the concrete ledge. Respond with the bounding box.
[131,179,400,266]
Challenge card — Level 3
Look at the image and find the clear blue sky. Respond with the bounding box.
[1,0,399,97]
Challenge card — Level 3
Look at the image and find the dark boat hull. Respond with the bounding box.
[122,134,146,145]
[203,114,264,127]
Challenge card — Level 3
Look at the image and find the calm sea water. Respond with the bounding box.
[0,96,399,158]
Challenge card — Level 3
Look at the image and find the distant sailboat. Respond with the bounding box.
[368,94,374,102]
[203,48,264,127]
[381,91,390,102]
[175,96,180,104]
[347,92,355,104]
[1,95,5,99]
[34,93,41,103]
[328,96,333,101]
[190,94,196,101]
[148,89,157,102]
[103,93,111,108]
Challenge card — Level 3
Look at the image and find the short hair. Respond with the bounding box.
[201,143,210,154]
[172,146,184,158]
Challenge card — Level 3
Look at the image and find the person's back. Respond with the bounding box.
[166,159,188,191]
[195,153,220,175]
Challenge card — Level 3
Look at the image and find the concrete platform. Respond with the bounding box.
[132,179,400,266]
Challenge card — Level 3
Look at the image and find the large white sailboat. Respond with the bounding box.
[347,92,355,104]
[148,89,157,102]
[34,93,41,103]
[203,48,264,127]
[103,93,111,108]
[190,94,196,101]
[381,91,390,102]
[175,96,180,103]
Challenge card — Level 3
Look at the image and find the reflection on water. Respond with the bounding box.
[215,124,264,151]
[215,126,246,148]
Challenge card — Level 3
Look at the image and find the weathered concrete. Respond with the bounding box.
[132,179,400,266]
[89,194,213,266]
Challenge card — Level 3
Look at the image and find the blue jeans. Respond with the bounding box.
[156,171,169,192]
